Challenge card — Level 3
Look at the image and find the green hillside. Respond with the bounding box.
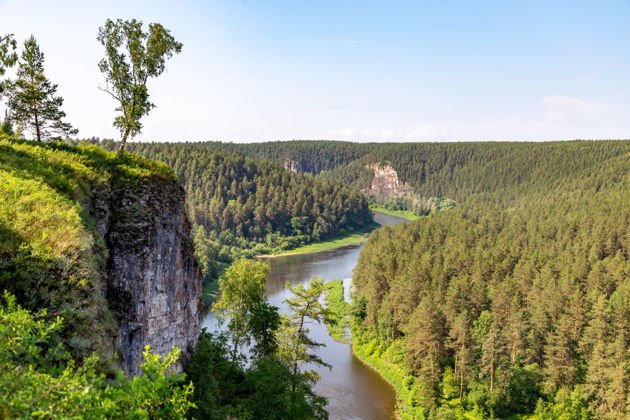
[0,135,196,417]
[0,135,174,366]
[352,141,630,419]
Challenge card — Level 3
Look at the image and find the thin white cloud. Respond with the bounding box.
[405,124,450,140]
[542,95,619,121]
[329,124,450,142]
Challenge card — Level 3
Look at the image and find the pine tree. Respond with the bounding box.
[278,278,330,390]
[0,33,17,99]
[404,297,445,407]
[449,312,473,400]
[544,314,579,392]
[7,36,77,141]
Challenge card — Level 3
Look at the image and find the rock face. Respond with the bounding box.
[368,163,412,198]
[283,158,301,173]
[100,177,202,376]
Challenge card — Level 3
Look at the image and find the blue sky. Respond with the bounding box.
[0,0,629,142]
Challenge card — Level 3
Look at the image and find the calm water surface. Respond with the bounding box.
[202,212,411,420]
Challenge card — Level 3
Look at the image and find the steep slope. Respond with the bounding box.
[352,143,630,419]
[87,143,374,259]
[0,135,201,375]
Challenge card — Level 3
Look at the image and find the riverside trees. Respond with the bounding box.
[213,258,269,359]
[352,142,630,418]
[187,261,329,419]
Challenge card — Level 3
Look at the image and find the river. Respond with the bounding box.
[201,212,411,420]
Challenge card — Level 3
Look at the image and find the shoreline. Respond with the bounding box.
[368,205,421,221]
[256,210,416,259]
[255,221,380,259]
[323,279,406,419]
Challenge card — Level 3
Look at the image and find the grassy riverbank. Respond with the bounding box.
[323,279,425,418]
[351,332,537,420]
[324,280,351,343]
[201,262,229,307]
[323,278,535,420]
[323,279,421,418]
[351,336,426,420]
[257,223,379,258]
[369,205,421,221]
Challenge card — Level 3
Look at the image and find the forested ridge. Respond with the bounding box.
[102,145,373,261]
[92,138,630,204]
[113,140,380,174]
[76,138,630,419]
[352,141,630,419]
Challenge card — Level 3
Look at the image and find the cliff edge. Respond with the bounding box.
[105,174,201,375]
[0,136,201,376]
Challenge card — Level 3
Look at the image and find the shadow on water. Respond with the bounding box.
[202,212,412,420]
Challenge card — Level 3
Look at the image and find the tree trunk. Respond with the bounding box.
[291,314,306,392]
[232,339,238,362]
[459,344,465,400]
[118,128,130,152]
[34,112,41,142]
[489,357,494,392]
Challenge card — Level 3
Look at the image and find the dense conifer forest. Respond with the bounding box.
[92,142,374,259]
[4,3,628,418]
[5,133,630,419]
[91,139,630,207]
[351,140,630,419]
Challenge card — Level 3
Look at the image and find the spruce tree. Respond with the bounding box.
[8,36,77,141]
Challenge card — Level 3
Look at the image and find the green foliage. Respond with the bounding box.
[0,135,175,367]
[90,143,374,261]
[213,258,269,357]
[248,301,281,359]
[534,387,595,420]
[352,141,630,418]
[97,19,182,151]
[0,113,14,136]
[373,196,456,217]
[186,330,328,420]
[0,293,194,419]
[186,276,328,420]
[0,33,17,97]
[279,278,331,384]
[324,279,351,343]
[7,36,77,141]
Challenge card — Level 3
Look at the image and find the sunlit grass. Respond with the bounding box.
[370,205,421,221]
[261,223,379,257]
[324,279,351,343]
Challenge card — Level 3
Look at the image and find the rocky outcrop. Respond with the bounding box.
[283,159,301,173]
[367,163,412,198]
[100,177,202,376]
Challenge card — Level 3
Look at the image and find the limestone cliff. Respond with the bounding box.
[367,163,412,198]
[0,137,201,377]
[283,158,302,173]
[102,176,202,376]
